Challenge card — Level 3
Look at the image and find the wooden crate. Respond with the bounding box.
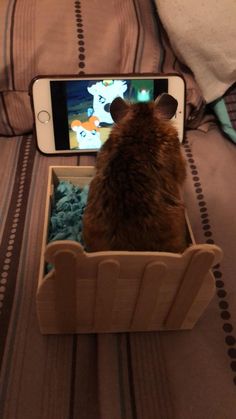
[37,166,223,334]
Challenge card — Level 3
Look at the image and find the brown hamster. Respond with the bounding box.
[82,93,187,253]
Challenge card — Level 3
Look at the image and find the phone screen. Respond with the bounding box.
[50,78,169,150]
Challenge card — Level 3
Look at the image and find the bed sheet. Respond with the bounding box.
[0,127,236,418]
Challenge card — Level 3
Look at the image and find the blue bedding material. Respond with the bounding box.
[48,181,89,246]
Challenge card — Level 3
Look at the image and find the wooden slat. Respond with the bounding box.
[164,250,215,329]
[52,166,95,178]
[53,250,77,332]
[93,259,120,331]
[130,262,167,331]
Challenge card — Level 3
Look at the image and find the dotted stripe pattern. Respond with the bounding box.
[184,139,236,386]
[69,3,85,411]
[75,1,85,74]
[0,136,36,367]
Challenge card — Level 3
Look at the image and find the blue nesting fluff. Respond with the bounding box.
[48,181,89,246]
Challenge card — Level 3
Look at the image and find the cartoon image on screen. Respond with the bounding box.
[66,79,154,150]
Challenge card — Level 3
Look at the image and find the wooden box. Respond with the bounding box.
[37,166,223,334]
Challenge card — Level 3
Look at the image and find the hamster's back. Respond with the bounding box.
[82,96,187,252]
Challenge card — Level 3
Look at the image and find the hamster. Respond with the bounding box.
[82,93,187,253]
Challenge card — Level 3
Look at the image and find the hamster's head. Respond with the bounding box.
[109,93,179,144]
[110,93,177,124]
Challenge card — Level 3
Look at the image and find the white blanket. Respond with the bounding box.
[156,0,236,103]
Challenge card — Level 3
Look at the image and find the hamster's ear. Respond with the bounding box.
[110,97,129,123]
[154,93,178,119]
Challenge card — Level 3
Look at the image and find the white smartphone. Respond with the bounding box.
[30,74,186,154]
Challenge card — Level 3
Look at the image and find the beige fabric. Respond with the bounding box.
[156,0,236,103]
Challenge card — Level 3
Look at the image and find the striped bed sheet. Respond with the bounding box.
[1,128,236,418]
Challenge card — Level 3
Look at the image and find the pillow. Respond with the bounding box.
[0,1,76,135]
[0,0,205,136]
[155,0,236,104]
[155,0,236,142]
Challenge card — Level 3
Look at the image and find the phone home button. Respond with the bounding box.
[37,110,50,123]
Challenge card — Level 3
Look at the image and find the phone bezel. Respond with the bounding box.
[29,73,186,155]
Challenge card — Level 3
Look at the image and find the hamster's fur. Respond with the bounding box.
[82,94,187,253]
